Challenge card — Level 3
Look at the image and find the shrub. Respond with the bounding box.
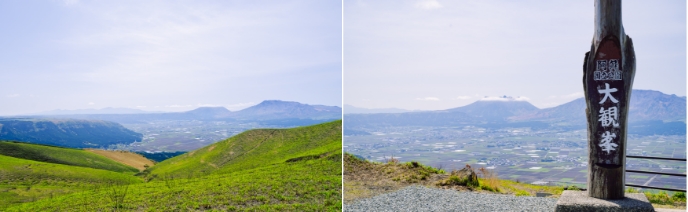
[436,165,479,188]
[386,156,399,164]
[672,192,686,201]
[478,167,500,192]
[515,190,531,196]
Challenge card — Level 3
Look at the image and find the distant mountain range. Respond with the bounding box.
[345,89,686,135]
[510,90,686,123]
[445,100,539,122]
[13,100,342,124]
[231,100,341,120]
[343,104,412,114]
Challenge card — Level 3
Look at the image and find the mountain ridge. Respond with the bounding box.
[14,100,341,123]
[0,118,143,148]
[345,89,685,134]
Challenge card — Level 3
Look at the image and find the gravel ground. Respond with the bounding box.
[344,185,558,212]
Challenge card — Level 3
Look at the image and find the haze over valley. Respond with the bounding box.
[344,89,686,191]
[1,100,341,152]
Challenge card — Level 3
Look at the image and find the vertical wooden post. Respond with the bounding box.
[583,0,635,199]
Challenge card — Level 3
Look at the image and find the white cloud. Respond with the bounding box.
[88,102,95,105]
[6,94,20,98]
[136,106,146,108]
[456,96,472,100]
[415,97,440,101]
[480,96,530,102]
[415,0,442,10]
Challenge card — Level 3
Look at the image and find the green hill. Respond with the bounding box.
[6,120,342,211]
[0,118,142,148]
[0,141,139,173]
[148,119,342,177]
[0,155,142,209]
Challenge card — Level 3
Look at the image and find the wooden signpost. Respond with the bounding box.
[583,0,635,199]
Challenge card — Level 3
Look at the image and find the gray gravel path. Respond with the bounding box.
[344,186,557,212]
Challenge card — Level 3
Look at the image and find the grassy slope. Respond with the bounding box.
[8,120,342,211]
[149,120,342,177]
[84,149,154,171]
[0,155,142,210]
[0,141,139,173]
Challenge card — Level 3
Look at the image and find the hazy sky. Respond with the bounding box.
[344,0,686,110]
[0,0,342,115]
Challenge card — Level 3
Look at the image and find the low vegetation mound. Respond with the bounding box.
[344,153,445,203]
[84,149,154,171]
[344,153,565,202]
[436,165,480,188]
[0,141,139,173]
[149,120,342,177]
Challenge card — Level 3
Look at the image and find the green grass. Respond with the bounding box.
[0,155,142,210]
[149,120,342,178]
[627,187,686,209]
[0,141,139,173]
[6,155,341,211]
[5,120,342,211]
[559,178,573,182]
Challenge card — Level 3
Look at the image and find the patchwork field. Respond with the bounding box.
[344,126,686,191]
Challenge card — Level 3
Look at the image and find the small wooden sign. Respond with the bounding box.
[588,35,625,165]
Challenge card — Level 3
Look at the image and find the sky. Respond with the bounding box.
[0,0,342,115]
[344,0,686,110]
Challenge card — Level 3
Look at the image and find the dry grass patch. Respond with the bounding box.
[344,153,445,203]
[85,149,154,171]
[345,152,569,204]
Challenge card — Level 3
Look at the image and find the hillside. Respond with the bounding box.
[181,106,232,120]
[149,119,342,177]
[0,118,142,148]
[7,120,343,211]
[0,141,139,173]
[0,155,142,210]
[84,149,154,171]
